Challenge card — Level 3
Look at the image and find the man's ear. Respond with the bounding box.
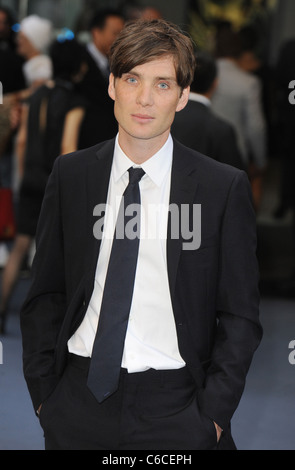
[108,73,115,101]
[176,86,190,112]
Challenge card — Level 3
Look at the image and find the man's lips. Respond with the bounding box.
[131,114,155,122]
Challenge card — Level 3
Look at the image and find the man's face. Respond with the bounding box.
[108,55,189,150]
[92,16,124,56]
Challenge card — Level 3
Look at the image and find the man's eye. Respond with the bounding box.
[158,82,169,89]
[127,77,137,83]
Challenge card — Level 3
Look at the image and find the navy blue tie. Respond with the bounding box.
[87,167,145,403]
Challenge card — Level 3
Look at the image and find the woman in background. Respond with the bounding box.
[0,38,88,334]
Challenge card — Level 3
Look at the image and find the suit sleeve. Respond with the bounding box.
[20,157,67,412]
[199,170,262,430]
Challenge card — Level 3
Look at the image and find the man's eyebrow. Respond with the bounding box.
[157,76,177,82]
[123,70,177,82]
[122,70,140,77]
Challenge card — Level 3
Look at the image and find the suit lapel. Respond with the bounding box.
[167,140,199,297]
[85,139,115,300]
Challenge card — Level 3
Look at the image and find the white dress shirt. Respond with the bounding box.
[68,134,185,372]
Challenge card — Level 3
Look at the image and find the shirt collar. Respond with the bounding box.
[113,134,173,188]
[87,42,108,71]
[189,92,211,107]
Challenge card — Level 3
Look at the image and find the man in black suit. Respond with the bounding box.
[20,20,262,450]
[78,8,124,148]
[172,51,244,170]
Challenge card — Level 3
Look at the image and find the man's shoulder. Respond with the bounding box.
[173,138,240,175]
[173,138,246,195]
[57,139,115,172]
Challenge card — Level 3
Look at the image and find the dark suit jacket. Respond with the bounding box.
[77,48,118,149]
[20,137,262,436]
[172,100,245,170]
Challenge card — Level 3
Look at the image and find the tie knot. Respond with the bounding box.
[128,167,145,185]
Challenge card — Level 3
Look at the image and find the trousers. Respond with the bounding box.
[39,354,219,450]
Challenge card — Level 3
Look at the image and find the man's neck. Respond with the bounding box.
[118,129,170,164]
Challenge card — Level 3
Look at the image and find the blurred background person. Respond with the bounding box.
[0,6,25,96]
[0,6,25,186]
[122,4,163,20]
[172,51,244,170]
[138,6,162,19]
[0,38,88,335]
[0,6,25,273]
[211,25,267,210]
[77,8,124,149]
[13,14,54,189]
[17,14,53,90]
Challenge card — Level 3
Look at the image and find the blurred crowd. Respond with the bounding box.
[0,4,295,334]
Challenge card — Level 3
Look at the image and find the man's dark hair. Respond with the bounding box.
[238,25,259,55]
[89,8,123,30]
[214,22,241,58]
[49,38,87,81]
[109,19,196,90]
[191,52,217,94]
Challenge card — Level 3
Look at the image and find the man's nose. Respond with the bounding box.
[136,84,154,106]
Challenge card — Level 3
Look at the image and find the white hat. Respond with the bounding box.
[20,15,52,52]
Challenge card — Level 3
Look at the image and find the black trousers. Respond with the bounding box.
[39,354,219,450]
